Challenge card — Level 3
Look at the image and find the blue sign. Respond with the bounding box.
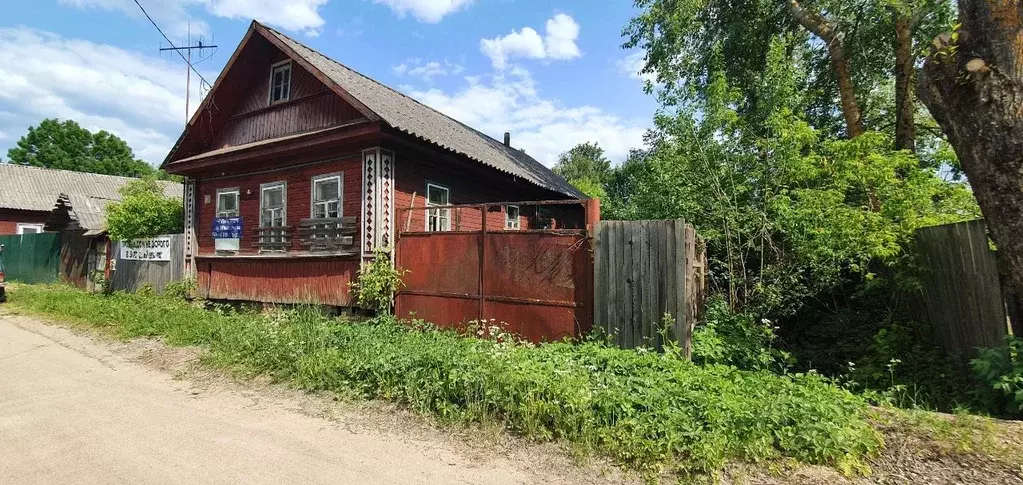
[213,217,243,239]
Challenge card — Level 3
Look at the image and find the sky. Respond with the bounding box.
[0,0,659,168]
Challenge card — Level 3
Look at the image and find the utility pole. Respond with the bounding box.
[160,25,217,126]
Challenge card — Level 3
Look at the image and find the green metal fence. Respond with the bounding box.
[0,233,61,283]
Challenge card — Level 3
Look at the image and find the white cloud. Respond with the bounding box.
[404,68,646,166]
[0,27,202,164]
[372,0,474,23]
[392,58,464,82]
[59,0,328,37]
[207,0,329,35]
[480,13,581,69]
[617,51,657,85]
[543,14,581,61]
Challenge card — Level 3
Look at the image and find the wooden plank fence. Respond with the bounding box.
[593,219,705,355]
[916,219,1009,357]
[110,234,185,294]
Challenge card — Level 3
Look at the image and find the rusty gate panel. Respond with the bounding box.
[397,232,480,296]
[394,199,596,343]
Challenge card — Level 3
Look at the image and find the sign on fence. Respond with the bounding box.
[119,237,173,261]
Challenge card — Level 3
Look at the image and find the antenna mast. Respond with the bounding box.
[160,24,217,126]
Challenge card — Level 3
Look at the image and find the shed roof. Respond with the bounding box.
[0,164,182,214]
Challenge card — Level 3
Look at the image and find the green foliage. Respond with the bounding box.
[552,142,612,184]
[105,178,183,241]
[622,0,954,145]
[972,336,1023,416]
[9,284,882,477]
[692,297,788,371]
[164,279,197,299]
[349,248,407,313]
[6,118,156,177]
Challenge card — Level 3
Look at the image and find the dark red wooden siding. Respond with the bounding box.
[0,209,50,235]
[170,34,364,162]
[195,155,362,255]
[392,147,583,233]
[212,54,361,149]
[197,257,358,306]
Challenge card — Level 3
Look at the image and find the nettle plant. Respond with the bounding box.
[349,247,408,314]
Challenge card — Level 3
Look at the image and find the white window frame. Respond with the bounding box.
[505,205,520,230]
[16,223,45,235]
[310,173,343,219]
[215,188,240,218]
[260,181,287,250]
[268,60,292,105]
[425,183,451,232]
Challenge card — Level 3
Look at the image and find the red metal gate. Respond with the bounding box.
[394,200,598,342]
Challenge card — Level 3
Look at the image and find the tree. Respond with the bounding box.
[623,0,954,152]
[6,118,155,177]
[106,178,182,241]
[917,1,1023,332]
[553,142,613,184]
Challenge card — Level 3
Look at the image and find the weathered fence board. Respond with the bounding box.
[0,233,61,284]
[110,234,185,294]
[916,219,1008,357]
[593,219,705,354]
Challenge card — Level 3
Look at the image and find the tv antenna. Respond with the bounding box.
[160,23,217,125]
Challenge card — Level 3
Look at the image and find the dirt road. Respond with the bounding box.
[0,313,627,485]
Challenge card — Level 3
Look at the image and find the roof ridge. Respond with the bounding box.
[0,163,178,186]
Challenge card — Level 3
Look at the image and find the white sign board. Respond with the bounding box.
[120,237,173,261]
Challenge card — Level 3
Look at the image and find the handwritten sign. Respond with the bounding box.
[120,237,173,261]
[213,217,243,239]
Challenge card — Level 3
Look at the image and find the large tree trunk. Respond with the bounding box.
[894,13,916,152]
[788,0,864,138]
[917,1,1023,335]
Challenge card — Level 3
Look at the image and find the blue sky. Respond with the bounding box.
[0,0,658,167]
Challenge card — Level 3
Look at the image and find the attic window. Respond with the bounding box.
[269,61,292,104]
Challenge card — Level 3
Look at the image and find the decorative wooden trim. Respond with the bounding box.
[184,178,196,277]
[361,147,396,258]
[362,148,377,258]
[379,149,394,249]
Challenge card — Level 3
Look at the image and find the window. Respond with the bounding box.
[311,174,342,219]
[425,183,450,232]
[269,61,292,104]
[16,223,44,235]
[505,205,520,230]
[260,182,287,248]
[216,188,240,217]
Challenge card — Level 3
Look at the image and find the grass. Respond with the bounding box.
[4,284,883,478]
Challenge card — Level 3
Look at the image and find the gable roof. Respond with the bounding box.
[0,164,181,214]
[165,21,582,199]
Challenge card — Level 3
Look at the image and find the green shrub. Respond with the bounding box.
[349,247,407,313]
[8,284,881,477]
[692,297,788,371]
[972,336,1023,416]
[105,178,182,241]
[164,279,197,299]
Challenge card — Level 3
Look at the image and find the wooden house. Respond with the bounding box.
[163,21,587,307]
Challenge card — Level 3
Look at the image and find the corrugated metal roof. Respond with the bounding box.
[260,25,583,199]
[0,164,182,213]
